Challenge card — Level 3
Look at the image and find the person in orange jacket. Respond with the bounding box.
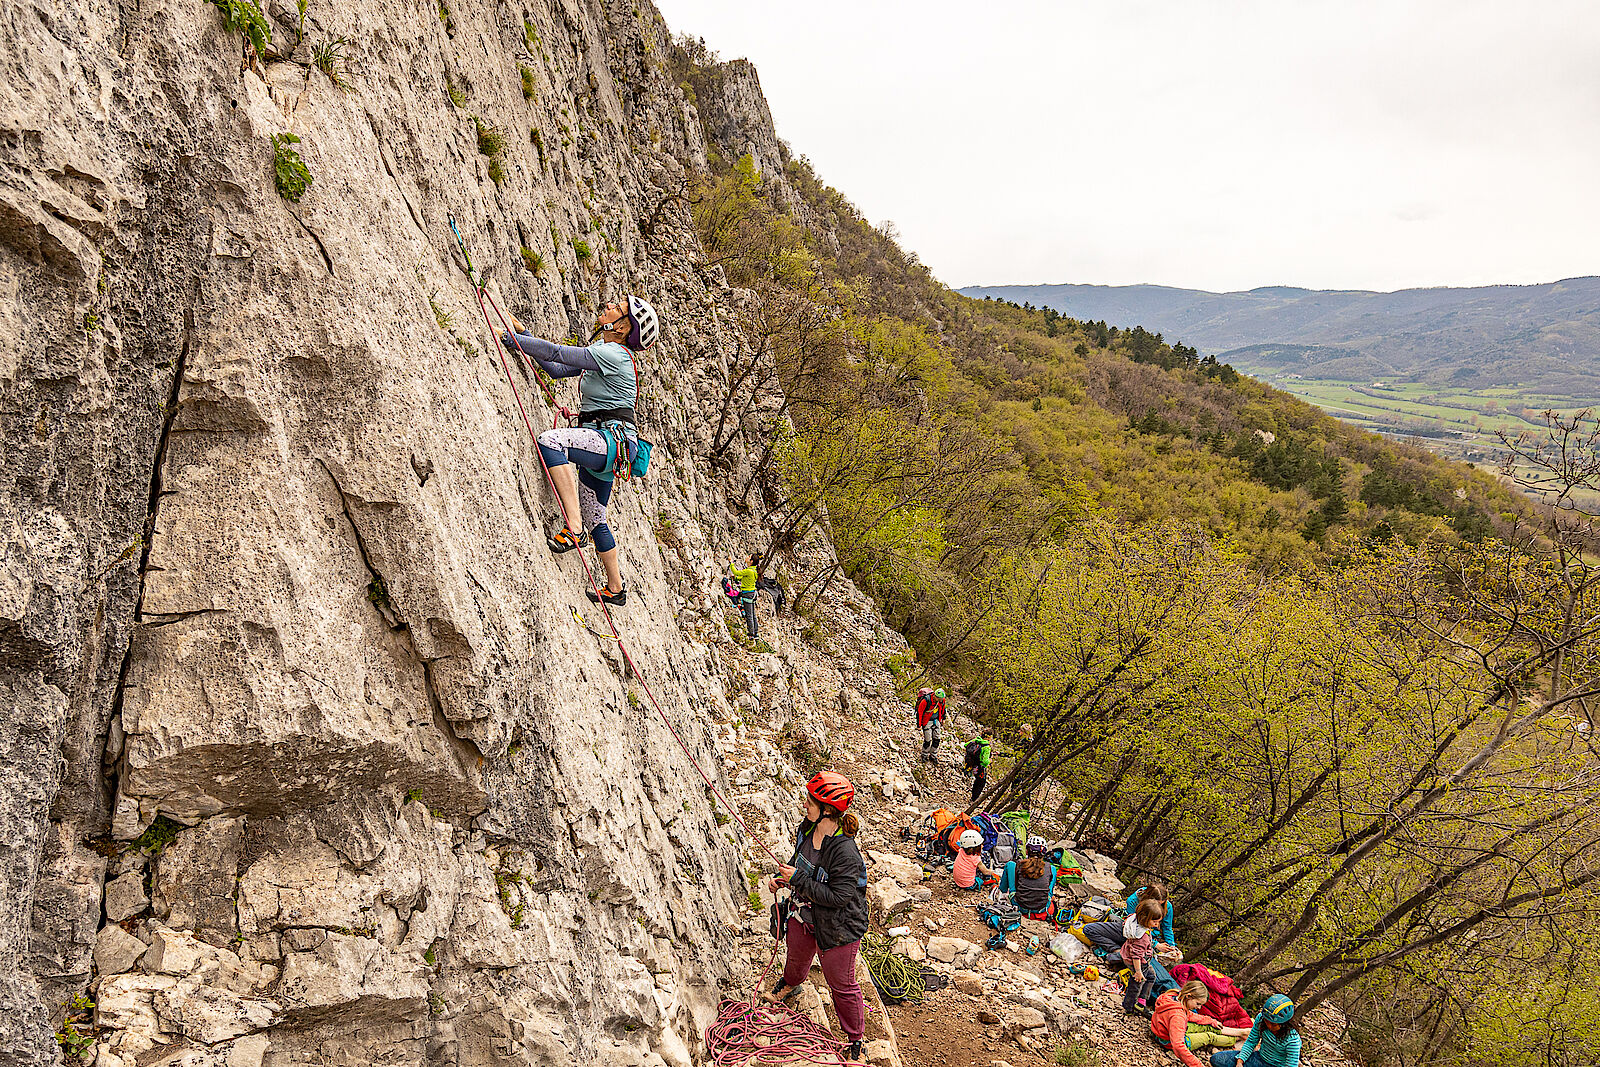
[1151,980,1250,1067]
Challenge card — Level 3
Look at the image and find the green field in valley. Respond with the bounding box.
[1233,365,1600,498]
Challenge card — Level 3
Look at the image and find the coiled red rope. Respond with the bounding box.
[705,996,847,1066]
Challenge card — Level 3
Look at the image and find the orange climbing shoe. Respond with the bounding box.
[585,579,627,607]
[547,526,589,553]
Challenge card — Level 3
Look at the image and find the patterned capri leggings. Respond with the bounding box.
[536,426,616,552]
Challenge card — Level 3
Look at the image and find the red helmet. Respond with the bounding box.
[806,771,855,813]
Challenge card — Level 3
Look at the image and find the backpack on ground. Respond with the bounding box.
[978,898,1022,939]
[940,815,980,854]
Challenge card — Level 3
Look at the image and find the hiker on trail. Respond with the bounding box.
[962,732,991,807]
[765,772,869,1067]
[999,836,1059,920]
[501,295,660,607]
[1208,995,1300,1067]
[756,573,786,614]
[730,555,760,640]
[1151,980,1249,1067]
[951,828,1001,890]
[915,687,947,763]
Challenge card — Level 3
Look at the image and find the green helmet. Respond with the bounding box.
[934,689,946,699]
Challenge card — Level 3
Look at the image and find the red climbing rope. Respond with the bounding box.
[705,996,846,1066]
[453,222,784,871]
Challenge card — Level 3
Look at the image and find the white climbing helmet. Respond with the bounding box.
[958,829,983,850]
[627,294,660,351]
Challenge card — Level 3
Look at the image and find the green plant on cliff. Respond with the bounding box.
[473,117,505,157]
[208,0,272,60]
[312,36,355,91]
[55,994,95,1061]
[519,247,545,275]
[519,64,537,100]
[270,133,312,203]
[132,814,184,857]
[571,238,592,263]
[473,117,506,184]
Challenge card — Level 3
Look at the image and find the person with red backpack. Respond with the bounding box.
[915,688,948,763]
[764,772,869,1067]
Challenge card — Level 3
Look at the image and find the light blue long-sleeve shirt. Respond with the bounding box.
[502,333,636,414]
[1126,888,1176,945]
[1237,1015,1302,1067]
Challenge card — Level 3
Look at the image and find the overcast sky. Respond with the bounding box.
[652,0,1600,294]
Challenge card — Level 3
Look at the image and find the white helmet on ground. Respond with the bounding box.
[626,295,659,350]
[958,829,983,850]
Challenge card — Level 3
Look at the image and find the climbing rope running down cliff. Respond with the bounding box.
[450,220,784,873]
[456,224,865,1066]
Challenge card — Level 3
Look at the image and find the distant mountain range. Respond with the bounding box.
[959,278,1600,394]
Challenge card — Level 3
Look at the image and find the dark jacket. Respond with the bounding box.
[788,822,869,951]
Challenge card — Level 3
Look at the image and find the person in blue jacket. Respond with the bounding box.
[1208,994,1301,1067]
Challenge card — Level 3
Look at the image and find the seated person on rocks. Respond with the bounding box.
[1208,994,1301,1067]
[999,836,1060,920]
[1152,980,1250,1067]
[951,829,1000,890]
[1080,898,1166,1016]
[1125,882,1180,996]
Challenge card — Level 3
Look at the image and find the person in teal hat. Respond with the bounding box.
[1206,994,1300,1067]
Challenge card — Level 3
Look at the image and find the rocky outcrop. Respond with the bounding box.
[0,0,835,1063]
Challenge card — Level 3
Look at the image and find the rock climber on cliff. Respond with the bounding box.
[501,296,660,606]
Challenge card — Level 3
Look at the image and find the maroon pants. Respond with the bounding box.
[782,916,865,1042]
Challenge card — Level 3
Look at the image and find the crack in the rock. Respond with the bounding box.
[289,211,335,277]
[109,309,193,729]
[139,607,217,628]
[316,460,486,777]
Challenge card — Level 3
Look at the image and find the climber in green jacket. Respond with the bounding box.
[731,555,760,640]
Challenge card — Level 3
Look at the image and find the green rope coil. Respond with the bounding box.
[862,932,925,1004]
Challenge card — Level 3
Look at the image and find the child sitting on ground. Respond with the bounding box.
[999,837,1059,920]
[951,829,1000,890]
[1209,994,1301,1067]
[1151,980,1250,1067]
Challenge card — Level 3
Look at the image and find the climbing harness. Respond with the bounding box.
[449,217,782,872]
[861,932,925,1004]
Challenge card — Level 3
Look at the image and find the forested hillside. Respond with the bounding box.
[674,37,1600,1067]
[960,278,1600,393]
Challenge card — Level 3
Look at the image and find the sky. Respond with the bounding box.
[652,0,1600,294]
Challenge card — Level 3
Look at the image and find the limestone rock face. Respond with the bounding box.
[0,0,834,1062]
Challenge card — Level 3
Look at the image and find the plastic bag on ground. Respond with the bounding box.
[1050,931,1086,962]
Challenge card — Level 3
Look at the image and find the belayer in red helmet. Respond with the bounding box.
[501,295,660,607]
[764,771,868,1066]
